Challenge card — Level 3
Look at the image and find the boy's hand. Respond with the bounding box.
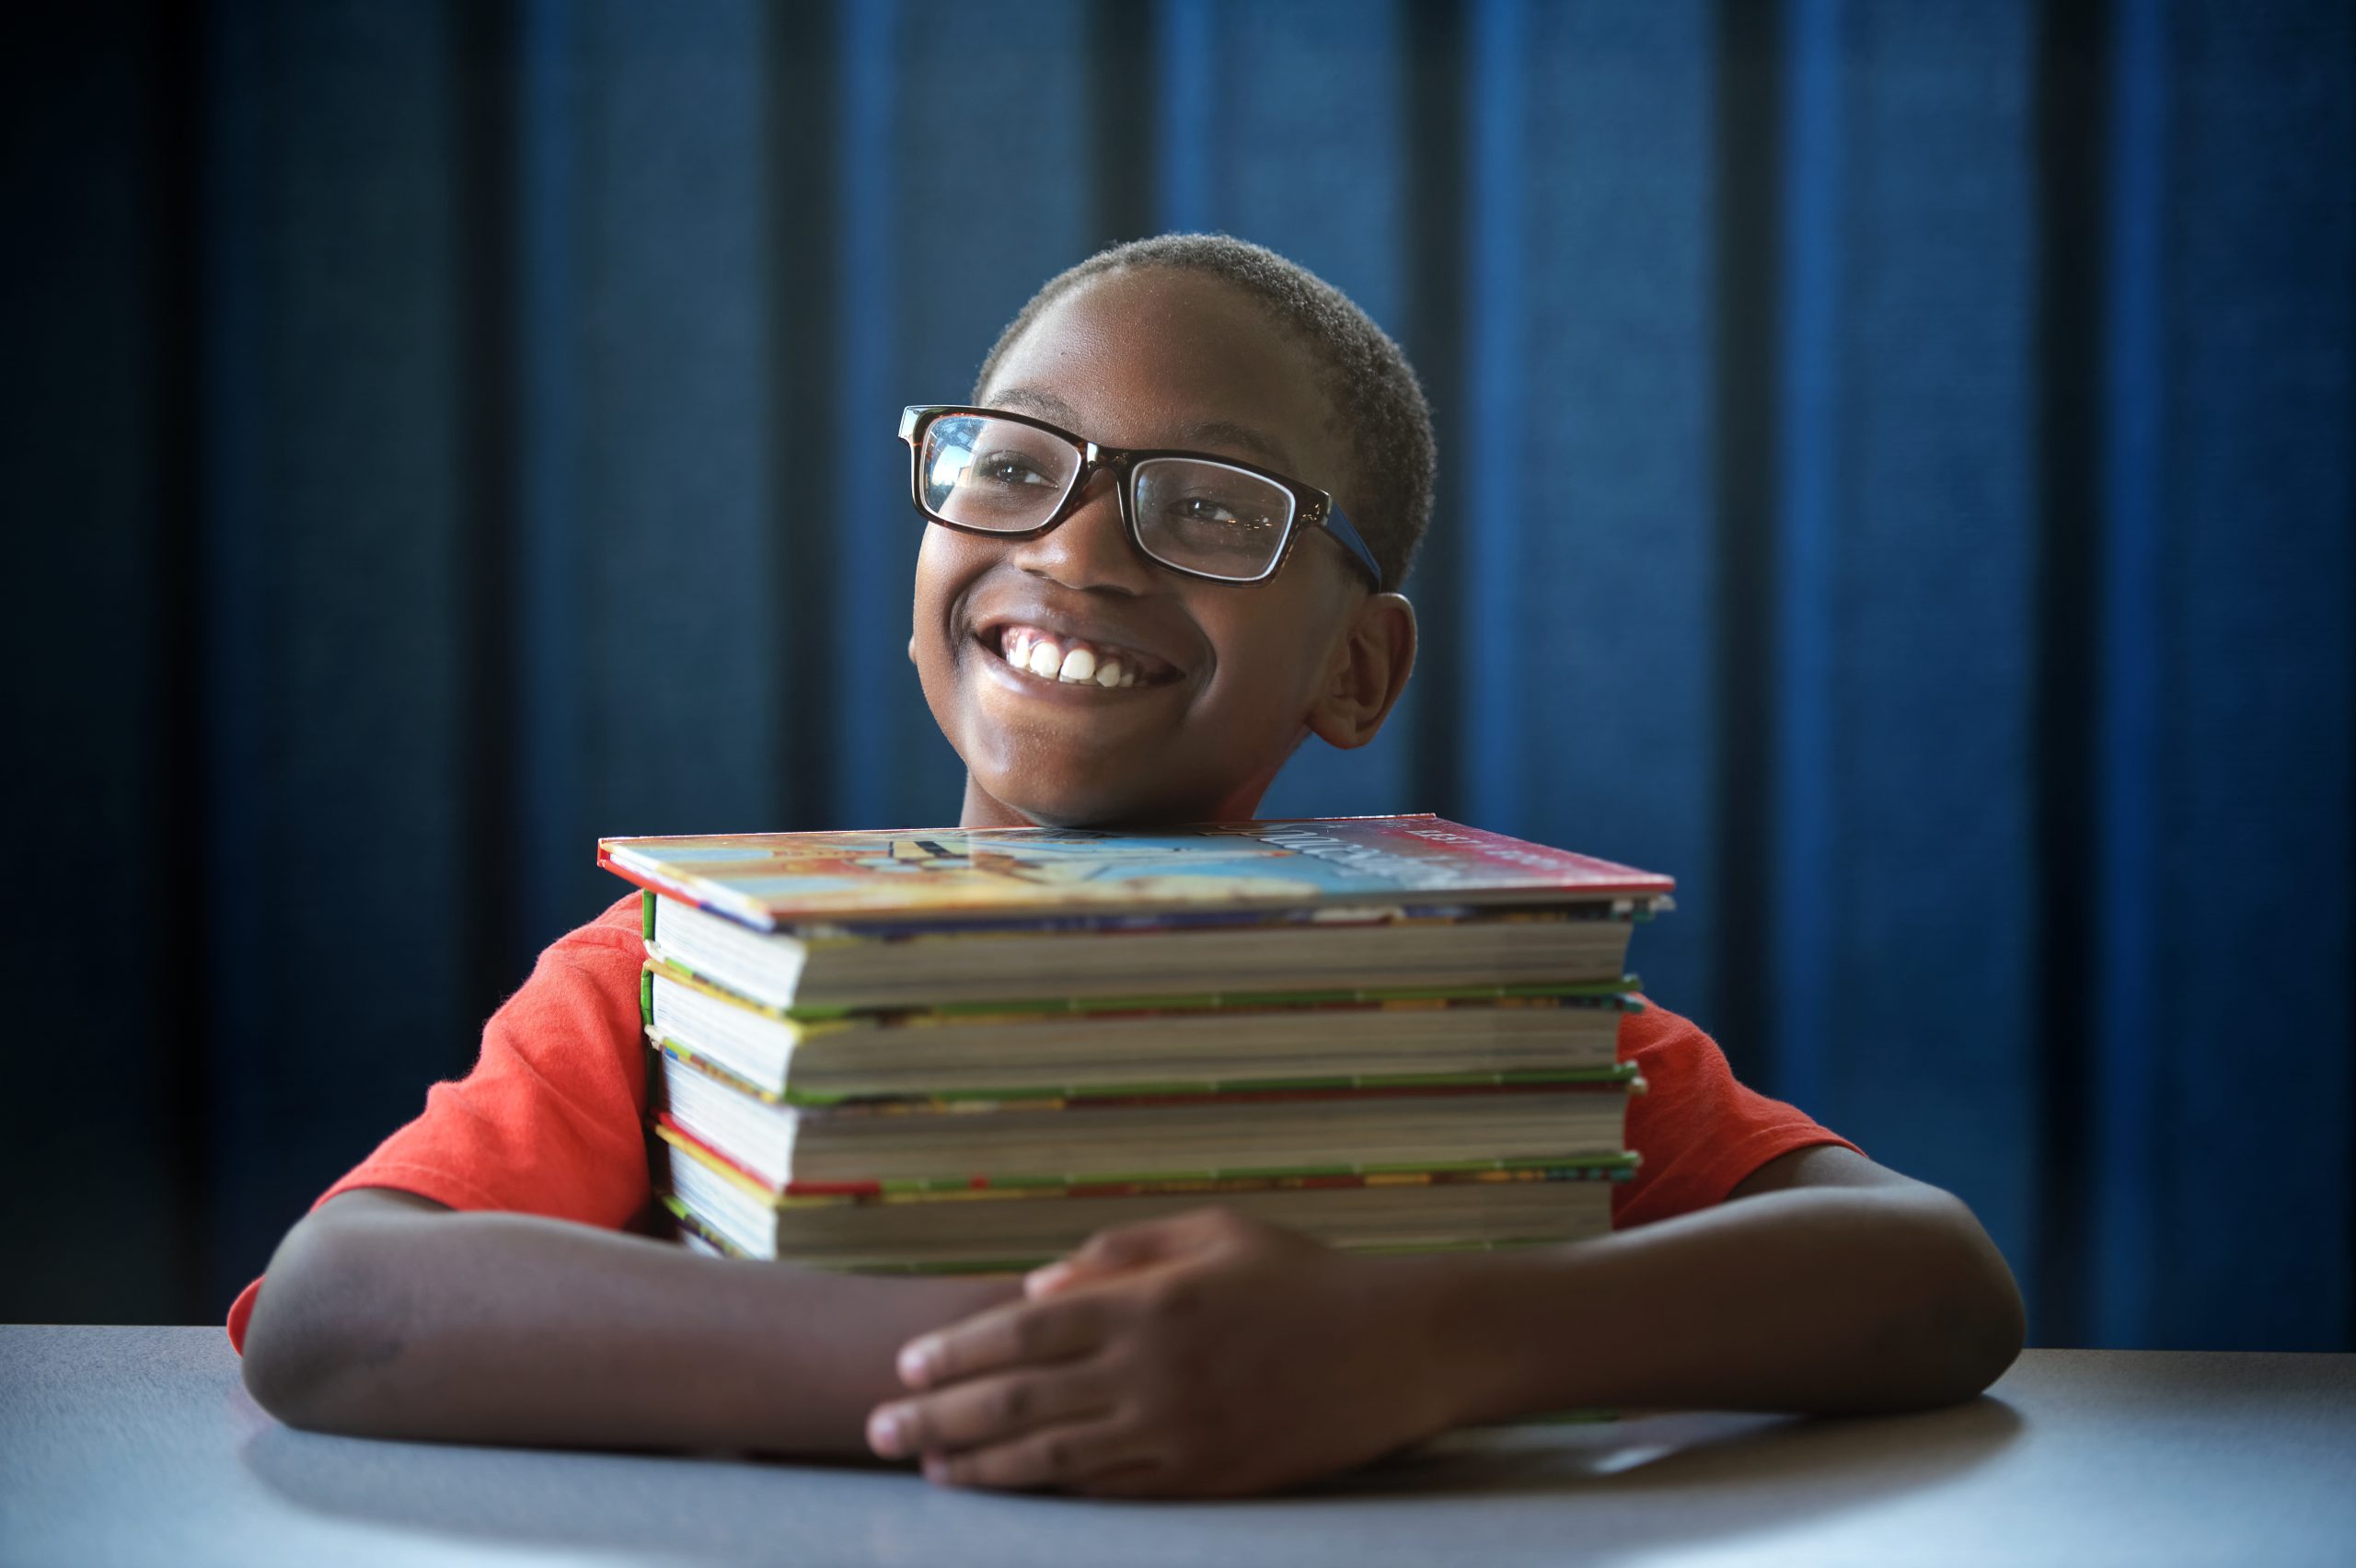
[864,1206,1457,1498]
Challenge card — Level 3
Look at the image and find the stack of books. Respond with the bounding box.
[595,815,1673,1274]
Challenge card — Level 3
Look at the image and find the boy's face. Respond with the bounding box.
[910,269,1394,827]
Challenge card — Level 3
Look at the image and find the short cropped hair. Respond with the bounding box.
[973,235,1437,593]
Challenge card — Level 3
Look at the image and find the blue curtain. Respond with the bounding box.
[6,0,2348,1353]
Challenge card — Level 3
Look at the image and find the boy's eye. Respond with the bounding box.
[1160,494,1276,532]
[1131,456,1296,573]
[973,449,1060,487]
[919,415,1081,528]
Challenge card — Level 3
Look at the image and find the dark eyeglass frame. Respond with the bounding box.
[897,403,1384,590]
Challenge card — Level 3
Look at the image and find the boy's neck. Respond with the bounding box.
[957,777,1035,830]
[956,775,1267,830]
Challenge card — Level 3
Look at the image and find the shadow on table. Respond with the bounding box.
[237,1397,2022,1566]
[1325,1395,2025,1499]
[239,1424,934,1564]
[1267,1399,2027,1561]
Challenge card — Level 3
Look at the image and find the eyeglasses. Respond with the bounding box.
[897,404,1383,589]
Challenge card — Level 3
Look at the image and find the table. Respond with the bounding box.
[3,1330,2351,1566]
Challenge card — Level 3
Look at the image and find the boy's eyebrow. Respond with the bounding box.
[1178,420,1299,475]
[989,387,1300,476]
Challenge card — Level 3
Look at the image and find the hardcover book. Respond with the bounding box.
[655,1120,1630,1270]
[642,956,1642,1105]
[652,1045,1639,1192]
[598,815,1675,932]
[600,817,1675,1013]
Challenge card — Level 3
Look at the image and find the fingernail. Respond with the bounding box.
[868,1408,907,1457]
[1025,1262,1071,1297]
[897,1340,936,1385]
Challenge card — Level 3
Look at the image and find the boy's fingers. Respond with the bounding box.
[896,1296,1104,1389]
[1071,1219,1183,1270]
[920,1414,1155,1493]
[1023,1233,1160,1299]
[867,1366,1112,1458]
[1025,1208,1225,1298]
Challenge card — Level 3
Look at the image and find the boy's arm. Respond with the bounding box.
[239,1189,1021,1454]
[1431,1144,2025,1420]
[865,1147,2024,1497]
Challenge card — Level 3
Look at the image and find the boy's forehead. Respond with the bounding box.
[982,271,1343,483]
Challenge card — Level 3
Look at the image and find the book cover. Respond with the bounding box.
[599,814,1674,934]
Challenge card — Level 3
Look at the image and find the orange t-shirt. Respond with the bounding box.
[226,894,1858,1351]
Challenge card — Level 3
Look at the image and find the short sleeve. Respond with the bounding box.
[1611,998,1860,1230]
[227,893,651,1351]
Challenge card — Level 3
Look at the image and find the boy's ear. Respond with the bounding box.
[1306,593,1417,751]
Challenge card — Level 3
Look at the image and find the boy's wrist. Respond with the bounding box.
[1389,1248,1567,1433]
[1398,1243,1617,1431]
[705,1262,1027,1456]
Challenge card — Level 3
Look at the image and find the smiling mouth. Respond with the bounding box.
[983,624,1182,689]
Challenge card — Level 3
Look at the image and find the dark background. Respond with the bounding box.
[4,0,2349,1351]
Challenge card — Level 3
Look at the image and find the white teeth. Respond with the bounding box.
[998,625,1156,688]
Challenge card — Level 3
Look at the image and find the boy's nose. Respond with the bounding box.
[1007,470,1155,594]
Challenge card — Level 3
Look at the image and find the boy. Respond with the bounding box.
[238,236,2024,1500]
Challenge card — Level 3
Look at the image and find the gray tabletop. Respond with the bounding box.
[3,1329,2352,1567]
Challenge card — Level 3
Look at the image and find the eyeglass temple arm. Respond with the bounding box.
[1322,505,1385,590]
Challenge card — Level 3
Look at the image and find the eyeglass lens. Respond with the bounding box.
[920,413,1298,582]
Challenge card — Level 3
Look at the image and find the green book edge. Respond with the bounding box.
[641,906,1647,1027]
[655,1118,1638,1203]
[653,1032,1645,1110]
